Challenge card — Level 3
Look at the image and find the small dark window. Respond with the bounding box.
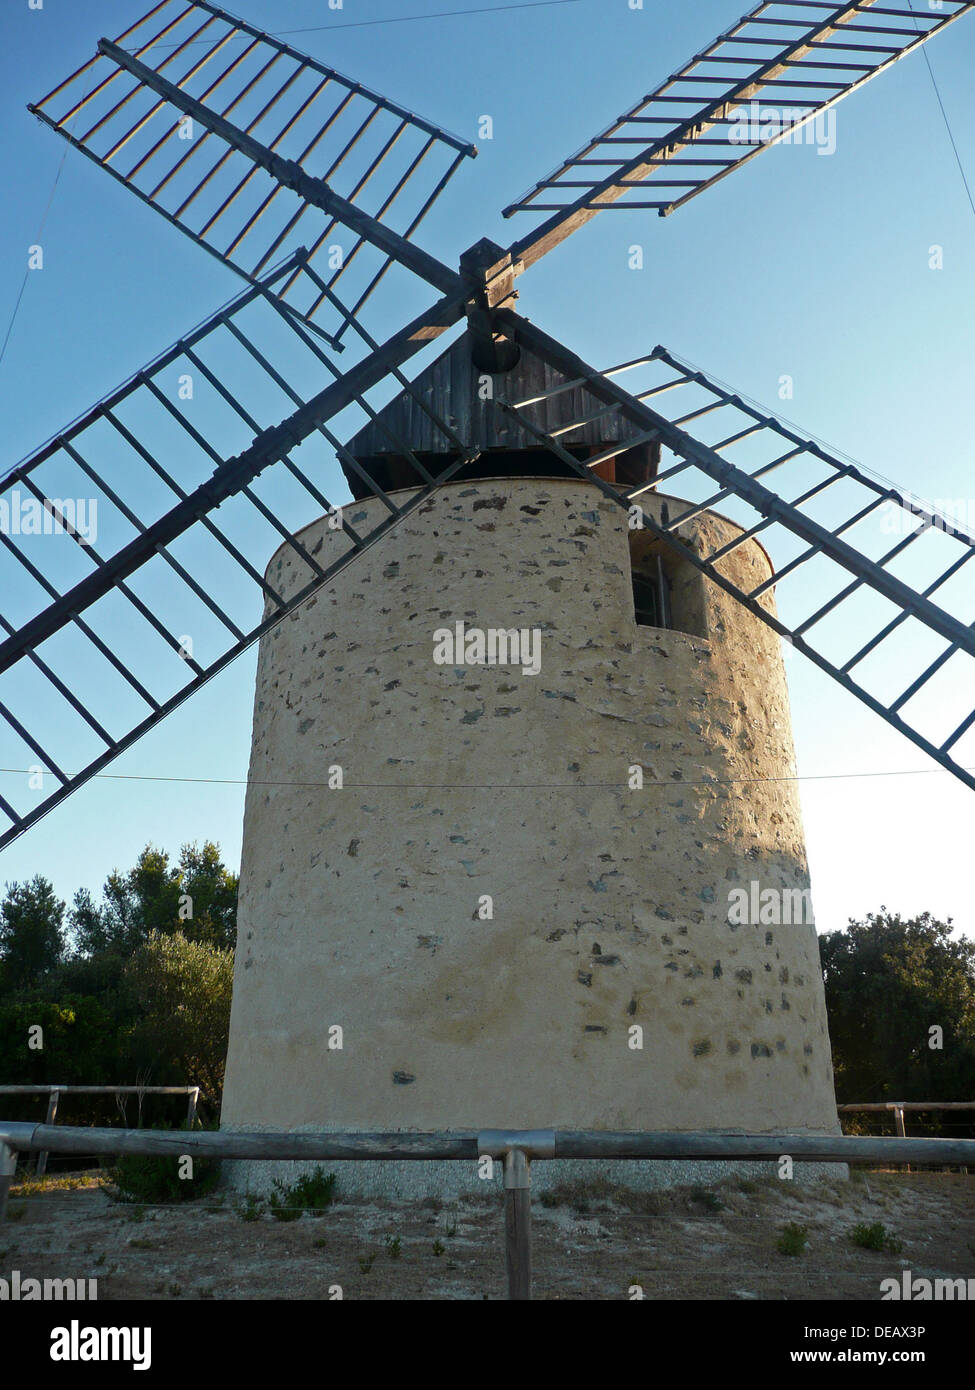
[633,555,672,629]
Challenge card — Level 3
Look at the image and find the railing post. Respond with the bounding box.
[893,1105,910,1172]
[504,1147,532,1301]
[36,1088,60,1177]
[186,1087,199,1130]
[0,1143,16,1223]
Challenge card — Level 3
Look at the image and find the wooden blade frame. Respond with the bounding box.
[29,0,475,342]
[492,311,975,793]
[0,261,473,852]
[503,0,975,270]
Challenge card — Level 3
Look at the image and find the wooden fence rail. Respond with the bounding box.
[1,1122,973,1299]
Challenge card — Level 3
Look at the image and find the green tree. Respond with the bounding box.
[0,876,66,990]
[74,842,238,956]
[124,930,234,1102]
[820,911,975,1119]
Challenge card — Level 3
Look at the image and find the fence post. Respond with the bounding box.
[504,1147,532,1301]
[36,1089,60,1177]
[0,1143,16,1223]
[186,1088,199,1130]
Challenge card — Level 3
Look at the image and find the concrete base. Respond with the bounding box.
[219,1142,848,1202]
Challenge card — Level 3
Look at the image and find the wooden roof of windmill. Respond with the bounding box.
[341,329,661,498]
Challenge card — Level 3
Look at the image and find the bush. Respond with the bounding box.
[269,1167,336,1221]
[776,1223,809,1256]
[110,1130,220,1205]
[850,1221,903,1254]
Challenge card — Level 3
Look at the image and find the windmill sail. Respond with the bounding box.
[0,261,474,852]
[503,0,975,267]
[493,311,975,792]
[29,0,475,343]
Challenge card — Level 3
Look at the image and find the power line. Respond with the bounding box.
[131,0,584,48]
[0,137,71,374]
[908,0,975,221]
[1,764,970,791]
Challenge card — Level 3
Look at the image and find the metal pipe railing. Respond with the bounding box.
[2,1123,973,1299]
[0,1084,201,1176]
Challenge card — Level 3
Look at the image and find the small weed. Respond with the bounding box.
[358,1254,375,1274]
[777,1223,809,1257]
[850,1222,903,1254]
[269,1167,336,1222]
[165,1282,182,1298]
[123,1206,146,1224]
[385,1235,402,1260]
[126,1237,157,1251]
[736,1178,760,1195]
[312,1238,328,1250]
[445,1221,457,1238]
[538,1191,561,1209]
[432,1238,446,1257]
[237,1193,265,1223]
[94,1254,106,1267]
[7,1207,25,1222]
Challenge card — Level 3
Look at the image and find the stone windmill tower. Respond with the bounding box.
[7,2,975,1196]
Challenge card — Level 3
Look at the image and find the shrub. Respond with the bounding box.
[850,1221,903,1254]
[110,1147,220,1205]
[777,1222,809,1256]
[269,1167,336,1221]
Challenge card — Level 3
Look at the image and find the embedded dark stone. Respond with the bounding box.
[392,1071,415,1085]
[751,1043,772,1059]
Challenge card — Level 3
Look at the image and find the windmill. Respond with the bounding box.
[3,0,974,1192]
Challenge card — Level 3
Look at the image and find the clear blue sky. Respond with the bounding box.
[1,0,973,937]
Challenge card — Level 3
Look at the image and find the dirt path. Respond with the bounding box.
[3,1169,972,1300]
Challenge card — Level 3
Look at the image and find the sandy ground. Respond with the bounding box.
[2,1168,972,1301]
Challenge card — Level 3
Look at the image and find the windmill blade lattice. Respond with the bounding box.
[493,313,975,791]
[29,0,475,343]
[504,0,975,266]
[0,260,476,852]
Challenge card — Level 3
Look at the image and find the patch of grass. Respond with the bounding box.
[736,1178,760,1195]
[776,1222,809,1257]
[126,1237,158,1251]
[15,1173,99,1197]
[850,1221,903,1254]
[538,1190,561,1209]
[385,1235,402,1259]
[269,1167,336,1222]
